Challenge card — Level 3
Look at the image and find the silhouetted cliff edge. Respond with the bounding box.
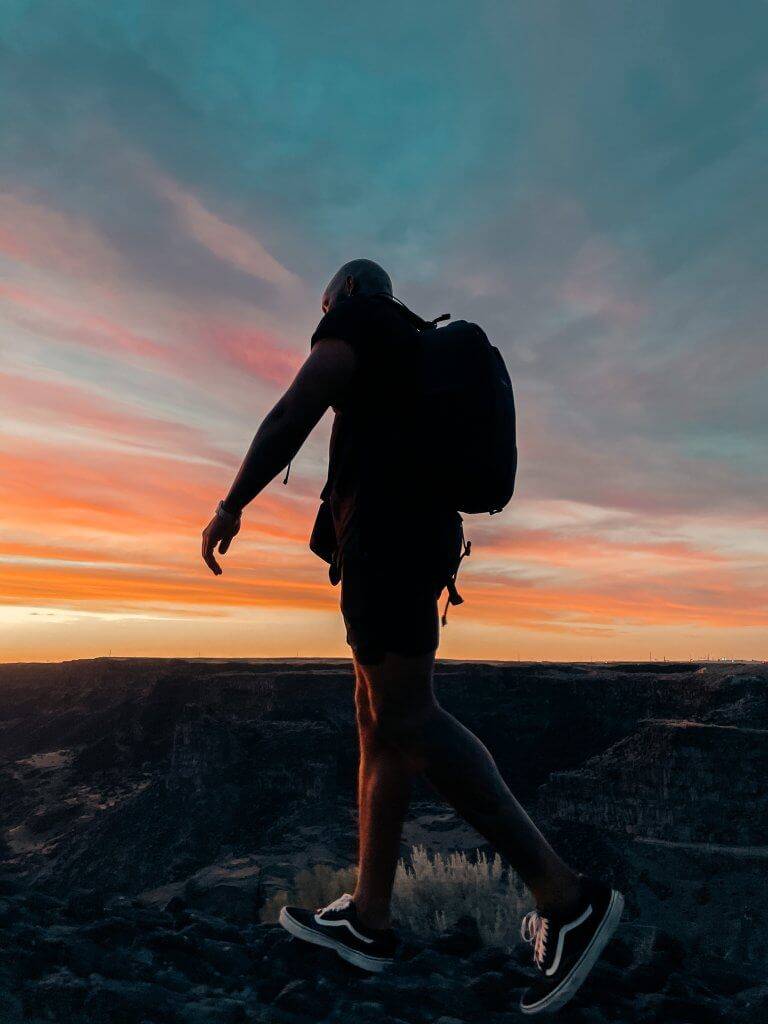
[1,658,765,1023]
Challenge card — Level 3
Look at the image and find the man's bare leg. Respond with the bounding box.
[355,651,582,922]
[351,657,414,929]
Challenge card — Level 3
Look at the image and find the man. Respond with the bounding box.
[202,259,624,1015]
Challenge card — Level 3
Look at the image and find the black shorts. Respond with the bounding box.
[339,513,464,666]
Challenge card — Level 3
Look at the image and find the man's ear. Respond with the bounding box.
[345,274,356,296]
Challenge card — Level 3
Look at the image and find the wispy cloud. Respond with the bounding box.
[0,0,765,660]
[147,167,300,289]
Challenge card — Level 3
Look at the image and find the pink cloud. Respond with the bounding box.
[0,282,169,363]
[0,370,236,466]
[206,324,302,386]
[560,237,646,328]
[0,191,121,280]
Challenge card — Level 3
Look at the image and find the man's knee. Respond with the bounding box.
[355,651,436,748]
[368,688,435,749]
[354,676,375,734]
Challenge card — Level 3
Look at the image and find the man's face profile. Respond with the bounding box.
[321,272,354,314]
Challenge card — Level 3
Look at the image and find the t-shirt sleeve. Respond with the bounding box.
[310,300,373,352]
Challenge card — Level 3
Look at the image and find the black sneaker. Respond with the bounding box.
[279,893,397,972]
[519,877,624,1015]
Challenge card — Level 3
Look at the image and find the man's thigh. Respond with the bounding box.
[354,650,436,717]
[340,520,462,666]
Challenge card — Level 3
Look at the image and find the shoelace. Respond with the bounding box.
[520,910,549,970]
[317,892,353,915]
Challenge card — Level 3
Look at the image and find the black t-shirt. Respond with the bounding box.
[310,294,449,555]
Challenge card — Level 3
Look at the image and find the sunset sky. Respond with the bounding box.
[1,1,766,663]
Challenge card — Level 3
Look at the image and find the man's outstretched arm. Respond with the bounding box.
[201,337,355,575]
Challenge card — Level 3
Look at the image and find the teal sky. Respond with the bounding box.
[1,1,766,661]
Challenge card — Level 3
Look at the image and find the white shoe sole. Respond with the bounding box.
[520,889,625,1015]
[278,906,394,973]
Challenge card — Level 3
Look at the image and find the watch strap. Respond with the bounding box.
[216,500,241,526]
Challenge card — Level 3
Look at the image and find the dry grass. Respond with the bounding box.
[261,845,531,947]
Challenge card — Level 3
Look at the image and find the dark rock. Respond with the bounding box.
[65,888,106,921]
[652,928,686,965]
[0,989,24,1024]
[22,968,88,1019]
[397,947,456,976]
[133,906,175,931]
[272,978,326,1015]
[23,891,64,916]
[104,893,134,915]
[253,968,292,1004]
[267,932,348,980]
[177,997,248,1024]
[697,960,753,997]
[82,976,183,1023]
[635,993,726,1024]
[0,898,15,927]
[467,970,508,1011]
[468,945,511,973]
[185,911,244,944]
[664,971,719,1000]
[257,923,290,952]
[735,983,768,1012]
[561,1010,608,1024]
[393,937,421,962]
[61,935,116,977]
[501,959,537,986]
[627,951,675,993]
[584,960,639,998]
[358,970,459,1019]
[154,966,194,993]
[195,936,254,976]
[143,926,195,956]
[12,926,67,978]
[182,860,262,924]
[601,935,634,969]
[432,915,483,956]
[0,875,24,897]
[78,915,140,945]
[165,894,188,916]
[141,929,225,985]
[328,999,387,1022]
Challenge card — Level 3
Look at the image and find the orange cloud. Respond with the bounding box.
[478,527,727,571]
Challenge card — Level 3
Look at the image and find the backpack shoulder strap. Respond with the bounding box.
[371,292,450,331]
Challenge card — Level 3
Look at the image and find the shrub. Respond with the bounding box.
[261,845,530,947]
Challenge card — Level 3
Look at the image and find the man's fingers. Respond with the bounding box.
[205,548,222,575]
[202,513,239,575]
[201,529,222,575]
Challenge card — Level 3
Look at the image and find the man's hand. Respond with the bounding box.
[201,510,241,576]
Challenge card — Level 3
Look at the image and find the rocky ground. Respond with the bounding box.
[1,871,765,1024]
[1,657,766,1022]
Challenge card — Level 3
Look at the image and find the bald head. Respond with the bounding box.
[321,259,392,313]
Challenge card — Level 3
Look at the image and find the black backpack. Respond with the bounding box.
[385,296,518,516]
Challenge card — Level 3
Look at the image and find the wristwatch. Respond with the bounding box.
[215,500,241,527]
